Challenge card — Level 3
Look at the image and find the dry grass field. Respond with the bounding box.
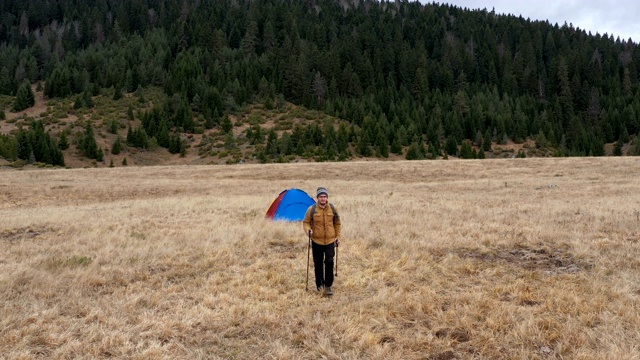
[2,158,640,359]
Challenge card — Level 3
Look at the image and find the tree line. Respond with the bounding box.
[1,0,640,165]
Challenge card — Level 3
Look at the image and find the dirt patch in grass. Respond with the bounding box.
[0,226,51,242]
[451,244,591,275]
[435,327,471,342]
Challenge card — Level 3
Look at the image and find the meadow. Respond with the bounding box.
[1,157,640,359]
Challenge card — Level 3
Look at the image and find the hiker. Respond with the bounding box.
[303,187,341,295]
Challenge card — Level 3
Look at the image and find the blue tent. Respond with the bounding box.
[265,188,315,222]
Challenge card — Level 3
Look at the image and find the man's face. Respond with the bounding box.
[318,194,328,206]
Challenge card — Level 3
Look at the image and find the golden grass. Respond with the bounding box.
[2,158,640,359]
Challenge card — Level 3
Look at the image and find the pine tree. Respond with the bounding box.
[110,120,118,134]
[59,131,69,150]
[357,130,372,157]
[483,129,492,151]
[82,91,94,108]
[111,136,122,155]
[73,94,85,109]
[14,121,64,166]
[631,138,640,156]
[478,147,486,159]
[459,140,474,159]
[390,135,402,155]
[0,134,18,161]
[375,129,389,158]
[13,80,35,111]
[179,141,187,157]
[113,87,123,100]
[445,136,458,156]
[613,140,623,156]
[44,67,72,98]
[122,157,128,166]
[221,115,232,133]
[405,142,423,160]
[81,121,101,160]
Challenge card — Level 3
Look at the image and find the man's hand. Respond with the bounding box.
[335,238,340,247]
[308,230,313,236]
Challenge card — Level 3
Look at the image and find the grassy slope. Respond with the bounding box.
[0,87,565,169]
[0,87,355,168]
[1,158,640,358]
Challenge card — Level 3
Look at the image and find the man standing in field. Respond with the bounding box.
[303,187,341,296]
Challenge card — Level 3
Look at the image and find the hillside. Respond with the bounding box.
[1,0,640,167]
[1,85,358,167]
[1,84,559,169]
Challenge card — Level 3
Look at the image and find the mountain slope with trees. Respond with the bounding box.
[1,0,640,167]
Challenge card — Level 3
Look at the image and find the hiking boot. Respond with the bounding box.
[317,285,323,292]
[325,287,333,296]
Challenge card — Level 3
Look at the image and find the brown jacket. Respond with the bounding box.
[303,203,341,245]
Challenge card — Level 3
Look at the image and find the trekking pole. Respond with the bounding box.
[335,241,339,277]
[305,232,311,291]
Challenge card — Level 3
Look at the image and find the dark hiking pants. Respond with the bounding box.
[312,242,335,289]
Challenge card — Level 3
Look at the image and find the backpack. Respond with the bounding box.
[310,203,339,227]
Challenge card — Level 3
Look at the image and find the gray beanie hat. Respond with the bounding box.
[316,187,328,197]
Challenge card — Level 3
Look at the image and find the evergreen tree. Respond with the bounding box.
[357,130,372,157]
[631,138,640,156]
[113,87,123,100]
[221,115,233,133]
[405,142,423,160]
[13,80,35,111]
[14,121,64,166]
[0,134,19,161]
[127,126,148,149]
[58,131,69,150]
[459,140,474,159]
[112,136,122,155]
[82,91,94,108]
[375,129,389,158]
[179,141,187,157]
[80,121,101,160]
[445,136,458,156]
[73,94,85,109]
[390,135,403,155]
[483,129,492,151]
[45,67,72,98]
[110,120,118,134]
[613,140,623,156]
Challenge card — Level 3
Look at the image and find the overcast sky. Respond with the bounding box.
[432,1,640,43]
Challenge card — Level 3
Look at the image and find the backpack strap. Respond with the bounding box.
[329,203,339,222]
[310,203,338,228]
[310,204,317,228]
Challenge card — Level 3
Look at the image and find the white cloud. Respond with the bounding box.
[431,1,640,43]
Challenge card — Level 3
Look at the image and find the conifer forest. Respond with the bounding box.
[1,0,640,165]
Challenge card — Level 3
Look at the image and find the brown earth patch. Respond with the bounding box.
[1,226,51,242]
[435,328,471,343]
[451,244,590,275]
[430,350,456,360]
